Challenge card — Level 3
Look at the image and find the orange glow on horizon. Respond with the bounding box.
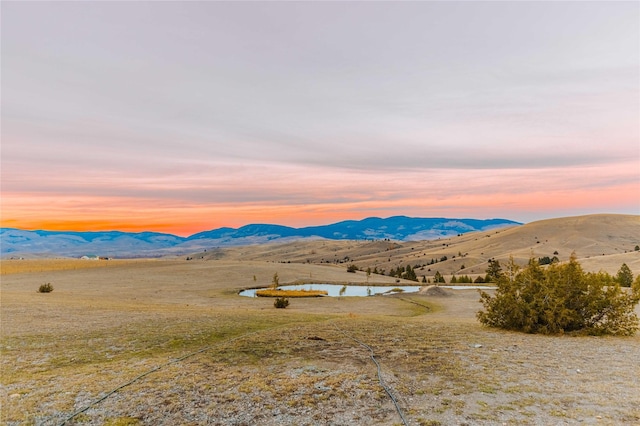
[3,161,638,236]
[3,179,638,237]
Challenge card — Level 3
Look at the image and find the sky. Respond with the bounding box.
[2,1,639,237]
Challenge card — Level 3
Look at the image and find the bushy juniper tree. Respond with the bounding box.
[478,254,640,335]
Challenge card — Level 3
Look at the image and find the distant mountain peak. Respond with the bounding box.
[1,217,521,258]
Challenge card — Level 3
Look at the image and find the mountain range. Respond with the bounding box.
[0,216,520,258]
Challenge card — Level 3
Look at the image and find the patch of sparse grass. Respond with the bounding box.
[104,417,142,426]
[503,384,540,394]
[468,411,499,421]
[477,383,497,394]
[550,409,568,418]
[417,419,443,426]
[510,395,540,409]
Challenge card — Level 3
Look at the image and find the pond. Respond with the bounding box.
[239,284,494,297]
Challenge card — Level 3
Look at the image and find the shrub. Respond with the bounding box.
[539,256,560,265]
[38,283,53,293]
[346,264,358,273]
[539,256,551,265]
[477,255,640,335]
[274,297,289,309]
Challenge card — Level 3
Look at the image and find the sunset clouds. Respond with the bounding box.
[2,2,638,236]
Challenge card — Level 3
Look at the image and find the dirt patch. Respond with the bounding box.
[418,285,453,297]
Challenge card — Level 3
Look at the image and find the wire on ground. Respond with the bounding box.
[332,323,409,426]
[56,321,411,426]
[55,331,261,426]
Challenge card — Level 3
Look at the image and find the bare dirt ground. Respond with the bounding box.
[1,259,639,425]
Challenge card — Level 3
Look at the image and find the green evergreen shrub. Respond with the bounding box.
[274,297,289,309]
[477,255,640,335]
[38,283,53,293]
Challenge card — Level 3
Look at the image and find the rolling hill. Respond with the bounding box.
[3,214,638,277]
[0,216,518,258]
[199,214,640,277]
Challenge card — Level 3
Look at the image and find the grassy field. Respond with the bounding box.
[0,259,145,276]
[1,258,639,425]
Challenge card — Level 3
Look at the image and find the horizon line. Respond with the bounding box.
[0,214,531,237]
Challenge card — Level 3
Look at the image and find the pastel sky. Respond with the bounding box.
[2,2,639,236]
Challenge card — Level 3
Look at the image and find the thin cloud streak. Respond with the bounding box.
[5,160,637,200]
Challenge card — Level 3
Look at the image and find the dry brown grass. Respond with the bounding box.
[1,256,639,425]
[207,214,640,278]
[256,289,328,297]
[0,258,144,275]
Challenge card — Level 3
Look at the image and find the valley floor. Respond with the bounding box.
[1,259,639,425]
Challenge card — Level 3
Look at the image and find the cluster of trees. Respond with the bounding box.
[433,271,446,283]
[426,256,449,265]
[538,256,560,265]
[450,275,475,283]
[388,264,418,281]
[484,259,636,288]
[477,255,640,335]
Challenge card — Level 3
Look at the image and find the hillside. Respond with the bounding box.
[0,217,518,258]
[198,214,640,277]
[3,214,638,277]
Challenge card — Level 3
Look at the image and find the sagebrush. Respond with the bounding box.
[274,297,289,309]
[38,283,54,293]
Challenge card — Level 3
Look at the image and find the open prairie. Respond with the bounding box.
[1,253,639,425]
